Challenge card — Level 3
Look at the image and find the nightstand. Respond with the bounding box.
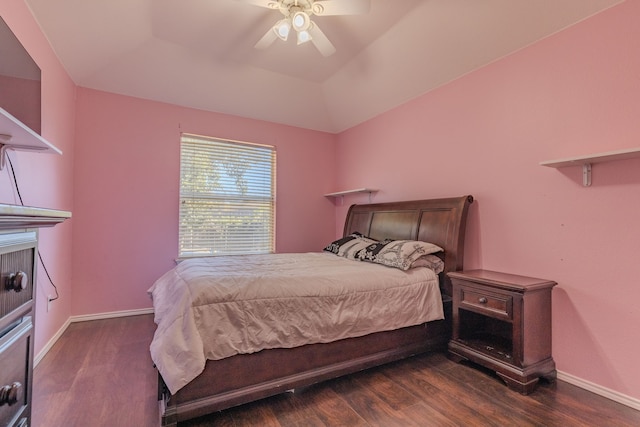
[447,270,557,394]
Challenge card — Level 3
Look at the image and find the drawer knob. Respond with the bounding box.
[478,297,488,304]
[0,382,21,406]
[7,271,28,292]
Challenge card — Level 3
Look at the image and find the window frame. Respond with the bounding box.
[178,133,276,259]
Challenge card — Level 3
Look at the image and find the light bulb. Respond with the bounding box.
[297,30,312,45]
[291,11,310,31]
[273,19,291,41]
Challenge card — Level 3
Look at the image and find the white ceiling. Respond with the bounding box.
[26,0,623,133]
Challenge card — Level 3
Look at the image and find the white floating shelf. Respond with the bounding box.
[0,107,62,169]
[325,188,378,203]
[324,188,378,197]
[540,147,640,187]
[540,147,640,168]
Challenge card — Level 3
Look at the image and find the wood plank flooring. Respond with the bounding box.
[33,315,640,427]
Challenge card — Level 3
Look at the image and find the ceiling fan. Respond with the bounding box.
[238,0,371,57]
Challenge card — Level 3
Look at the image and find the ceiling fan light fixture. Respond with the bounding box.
[273,18,291,41]
[297,29,312,45]
[291,11,311,32]
[242,0,372,56]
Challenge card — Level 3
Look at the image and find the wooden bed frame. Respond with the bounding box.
[158,195,474,426]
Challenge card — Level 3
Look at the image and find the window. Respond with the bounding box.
[179,134,276,258]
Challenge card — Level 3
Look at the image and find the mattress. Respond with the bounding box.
[148,252,444,394]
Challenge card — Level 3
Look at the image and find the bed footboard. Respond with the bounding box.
[158,298,452,426]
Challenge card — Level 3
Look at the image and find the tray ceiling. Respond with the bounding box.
[26,0,623,133]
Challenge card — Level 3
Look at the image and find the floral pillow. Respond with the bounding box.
[323,232,379,260]
[356,239,443,271]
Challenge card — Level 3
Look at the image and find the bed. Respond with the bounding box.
[152,195,474,426]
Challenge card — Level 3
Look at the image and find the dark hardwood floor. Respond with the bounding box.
[33,315,640,427]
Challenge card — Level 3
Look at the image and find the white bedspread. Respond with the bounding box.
[148,252,443,394]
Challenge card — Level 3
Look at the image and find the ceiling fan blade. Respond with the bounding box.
[308,22,336,57]
[236,0,280,9]
[255,28,278,49]
[312,0,370,16]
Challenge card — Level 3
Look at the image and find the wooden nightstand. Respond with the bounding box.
[447,270,557,394]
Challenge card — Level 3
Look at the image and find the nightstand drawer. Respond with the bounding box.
[460,287,512,320]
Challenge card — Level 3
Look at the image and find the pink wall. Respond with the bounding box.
[336,1,640,400]
[71,88,337,315]
[0,0,76,356]
[3,0,639,406]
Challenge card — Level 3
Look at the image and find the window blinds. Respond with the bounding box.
[179,134,275,258]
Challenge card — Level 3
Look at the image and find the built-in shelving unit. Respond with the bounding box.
[540,147,640,187]
[0,107,61,170]
[324,188,378,203]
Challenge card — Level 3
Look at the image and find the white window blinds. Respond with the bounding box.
[179,134,276,258]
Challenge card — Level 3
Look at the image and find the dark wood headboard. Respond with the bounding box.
[343,195,474,296]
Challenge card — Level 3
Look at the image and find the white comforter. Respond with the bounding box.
[148,252,443,394]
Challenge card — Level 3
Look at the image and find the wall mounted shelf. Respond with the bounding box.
[0,107,61,170]
[540,147,640,187]
[324,188,378,203]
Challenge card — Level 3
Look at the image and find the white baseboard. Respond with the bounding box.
[33,307,154,367]
[68,307,154,323]
[557,370,640,411]
[34,312,640,413]
[34,317,72,366]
